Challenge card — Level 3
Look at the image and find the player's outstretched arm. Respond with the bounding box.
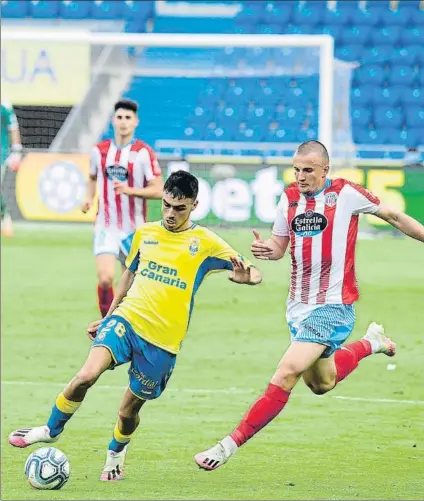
[228,257,262,285]
[375,205,424,242]
[251,230,289,261]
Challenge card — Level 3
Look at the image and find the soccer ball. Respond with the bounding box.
[24,447,70,490]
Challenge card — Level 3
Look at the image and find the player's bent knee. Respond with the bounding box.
[306,381,335,395]
[98,276,113,289]
[74,368,101,389]
[272,362,304,388]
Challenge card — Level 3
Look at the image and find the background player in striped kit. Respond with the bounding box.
[81,99,163,317]
[195,140,424,471]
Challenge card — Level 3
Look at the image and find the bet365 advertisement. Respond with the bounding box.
[9,152,424,228]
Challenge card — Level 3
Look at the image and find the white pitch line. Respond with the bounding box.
[332,395,424,405]
[2,381,423,405]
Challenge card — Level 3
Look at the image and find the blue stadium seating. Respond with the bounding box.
[2,0,423,155]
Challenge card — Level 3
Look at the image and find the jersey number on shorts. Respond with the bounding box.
[104,319,126,337]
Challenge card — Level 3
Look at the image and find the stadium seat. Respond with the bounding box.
[388,128,422,147]
[375,106,404,128]
[319,25,343,41]
[351,108,372,127]
[402,87,424,105]
[233,127,263,142]
[400,27,422,44]
[204,127,233,141]
[291,1,325,26]
[370,26,402,45]
[379,6,412,26]
[335,44,362,62]
[122,0,153,19]
[372,86,405,106]
[361,45,393,64]
[351,85,378,106]
[1,0,29,17]
[256,24,283,34]
[388,65,417,86]
[354,128,389,145]
[323,4,354,25]
[262,5,293,25]
[265,128,297,143]
[350,7,377,26]
[392,45,422,65]
[342,25,372,45]
[405,108,424,127]
[59,0,90,19]
[90,1,123,19]
[29,1,60,18]
[354,65,386,86]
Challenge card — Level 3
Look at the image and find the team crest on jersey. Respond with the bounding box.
[189,237,200,256]
[325,191,338,208]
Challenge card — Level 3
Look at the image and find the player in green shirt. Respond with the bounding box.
[1,100,23,237]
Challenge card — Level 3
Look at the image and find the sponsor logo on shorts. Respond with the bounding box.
[291,211,328,237]
[130,368,158,389]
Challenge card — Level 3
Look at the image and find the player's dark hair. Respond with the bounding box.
[164,171,199,200]
[114,99,138,114]
[296,140,329,164]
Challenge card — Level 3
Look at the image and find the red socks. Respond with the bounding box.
[227,341,372,448]
[335,340,372,383]
[230,383,290,447]
[97,285,114,318]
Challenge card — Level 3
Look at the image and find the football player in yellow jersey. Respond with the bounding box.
[9,170,262,481]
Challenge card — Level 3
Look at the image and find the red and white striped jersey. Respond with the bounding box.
[272,178,380,305]
[90,138,161,233]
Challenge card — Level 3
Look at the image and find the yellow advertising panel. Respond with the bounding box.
[1,39,89,105]
[16,153,97,222]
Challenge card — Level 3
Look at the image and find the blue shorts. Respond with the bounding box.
[287,303,356,358]
[92,315,176,400]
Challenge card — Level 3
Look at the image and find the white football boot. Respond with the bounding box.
[362,322,396,357]
[8,426,59,448]
[100,445,129,481]
[194,436,238,471]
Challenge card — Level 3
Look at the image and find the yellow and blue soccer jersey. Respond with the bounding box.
[114,221,251,354]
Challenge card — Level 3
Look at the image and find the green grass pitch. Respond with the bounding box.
[1,227,423,500]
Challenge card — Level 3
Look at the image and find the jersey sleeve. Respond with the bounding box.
[137,146,162,182]
[272,192,290,237]
[89,146,100,177]
[345,182,381,215]
[125,230,142,272]
[208,232,253,270]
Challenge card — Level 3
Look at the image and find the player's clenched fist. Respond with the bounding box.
[87,319,102,341]
[251,229,274,260]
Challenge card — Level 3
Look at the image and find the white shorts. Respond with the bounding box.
[93,225,134,258]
